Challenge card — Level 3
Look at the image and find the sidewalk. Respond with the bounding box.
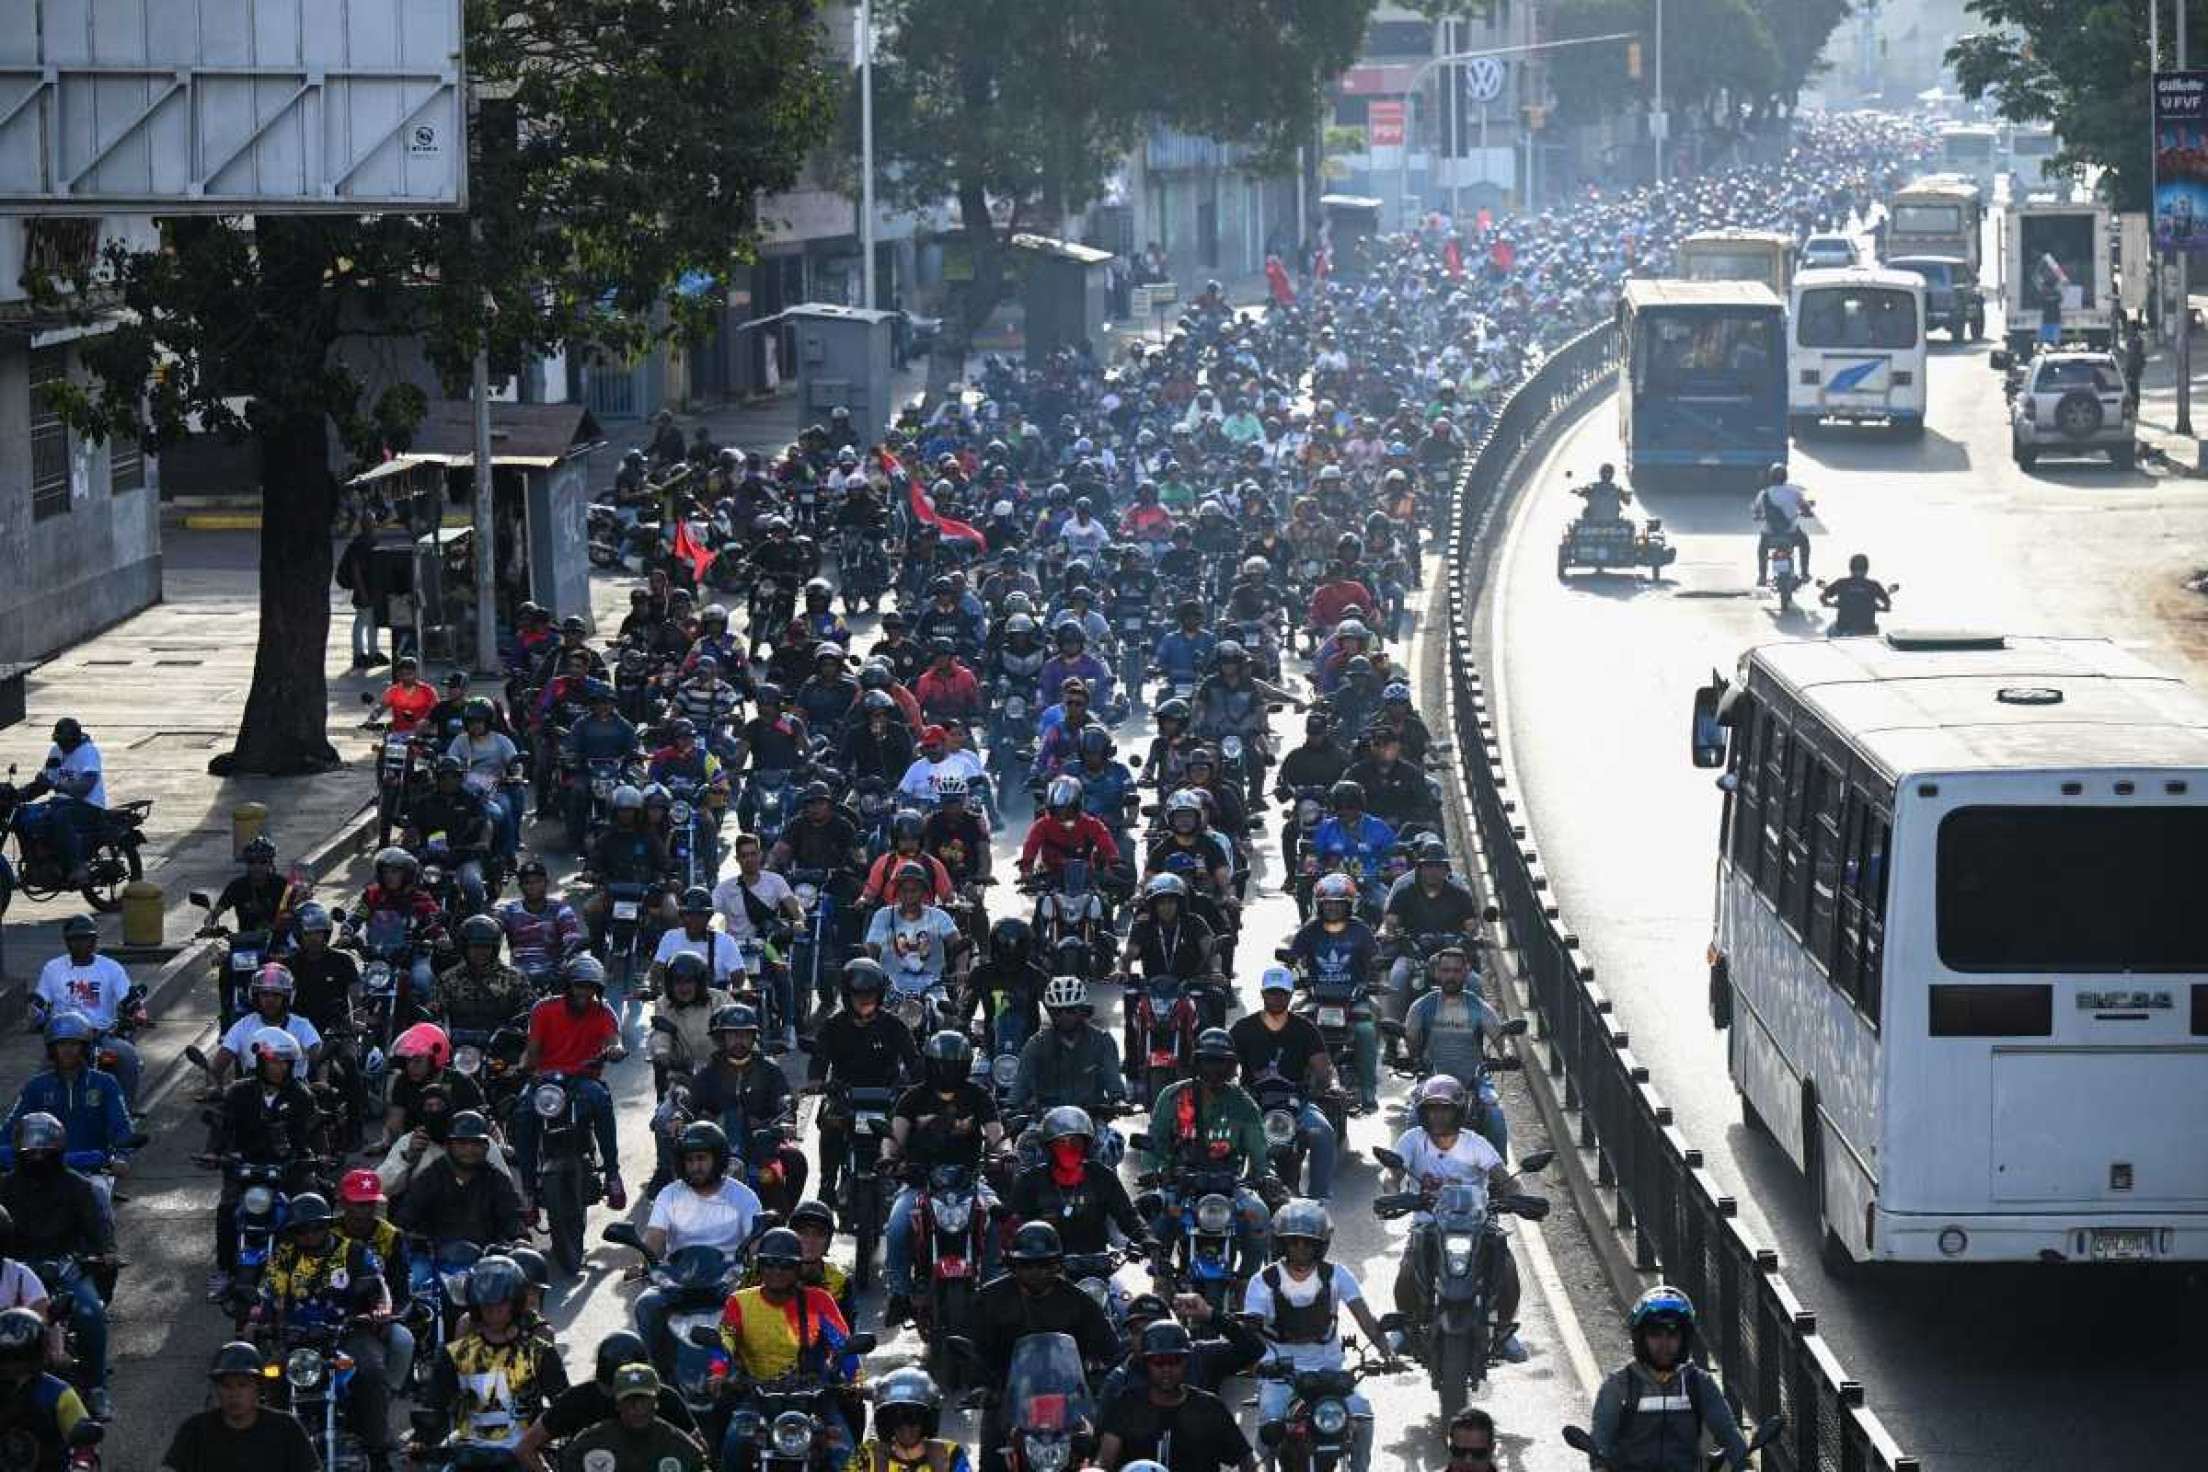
[2134,341,2208,474]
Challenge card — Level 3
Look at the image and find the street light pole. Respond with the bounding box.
[859,0,878,310]
[1652,0,1664,185]
[2180,1,2193,437]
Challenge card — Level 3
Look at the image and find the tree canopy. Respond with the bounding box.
[32,0,834,773]
[1546,0,1848,127]
[1949,0,2149,208]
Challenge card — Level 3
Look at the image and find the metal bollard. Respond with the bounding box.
[121,880,165,948]
[231,802,270,859]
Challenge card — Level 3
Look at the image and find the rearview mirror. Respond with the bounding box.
[359,691,377,705]
[687,1325,722,1348]
[844,1332,878,1356]
[1482,905,1499,924]
[188,890,213,909]
[1690,676,1728,769]
[601,1222,643,1249]
[1562,1427,1598,1455]
[1501,1017,1529,1037]
[67,1421,103,1446]
[1517,1149,1555,1173]
[1373,1146,1406,1172]
[1127,1132,1151,1152]
[1989,349,2011,370]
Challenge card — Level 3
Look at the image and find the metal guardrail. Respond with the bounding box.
[1440,322,1920,1472]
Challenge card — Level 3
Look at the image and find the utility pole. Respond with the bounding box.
[2181,0,2193,437]
[859,0,878,310]
[469,89,499,678]
[1652,0,1664,184]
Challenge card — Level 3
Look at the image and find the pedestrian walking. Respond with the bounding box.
[337,524,387,670]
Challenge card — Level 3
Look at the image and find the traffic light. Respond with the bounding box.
[1627,41,1642,79]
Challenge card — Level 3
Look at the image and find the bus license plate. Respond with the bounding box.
[612,901,640,921]
[2090,1228,2156,1262]
[1317,1006,1347,1028]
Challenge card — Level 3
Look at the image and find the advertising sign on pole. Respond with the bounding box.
[2154,70,2208,253]
[1368,100,1406,148]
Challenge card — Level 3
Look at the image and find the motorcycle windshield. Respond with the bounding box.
[366,912,411,952]
[1006,1332,1094,1435]
[1431,1181,1491,1231]
[1059,860,1090,897]
[660,1244,736,1292]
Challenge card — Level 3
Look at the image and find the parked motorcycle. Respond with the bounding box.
[0,771,151,913]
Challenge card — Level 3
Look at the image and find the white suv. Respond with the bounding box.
[2008,350,2135,470]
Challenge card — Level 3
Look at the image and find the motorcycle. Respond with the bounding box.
[267,1321,370,1472]
[25,1253,118,1399]
[404,1238,483,1398]
[1819,578,1899,638]
[1121,971,1230,1106]
[1280,952,1376,1139]
[1133,1155,1260,1316]
[1372,1145,1552,1419]
[525,1070,607,1274]
[587,501,663,571]
[605,1227,741,1420]
[837,531,889,615]
[200,1149,326,1326]
[359,705,431,848]
[445,1018,529,1129]
[1247,1075,1335,1198]
[974,1331,1095,1472]
[745,769,796,849]
[818,1082,896,1293]
[785,867,844,1028]
[0,771,151,913]
[711,1359,872,1472]
[990,678,1039,773]
[188,899,275,1030]
[897,1161,993,1390]
[665,780,725,894]
[1282,787,1327,919]
[1766,541,1805,616]
[1254,1332,1401,1472]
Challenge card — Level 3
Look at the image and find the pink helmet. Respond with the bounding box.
[391,1022,451,1069]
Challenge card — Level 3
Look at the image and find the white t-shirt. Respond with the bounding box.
[1390,1125,1503,1189]
[896,752,985,803]
[646,1177,764,1253]
[653,928,746,984]
[34,954,131,1030]
[46,741,105,808]
[713,870,795,944]
[1756,482,1809,531]
[220,1011,324,1060]
[867,904,959,982]
[0,1261,46,1309]
[1243,1262,1363,1371]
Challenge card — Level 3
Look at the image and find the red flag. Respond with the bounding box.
[906,477,988,550]
[1264,254,1296,306]
[1313,246,1331,285]
[1442,238,1464,279]
[671,518,715,582]
[1474,207,1492,233]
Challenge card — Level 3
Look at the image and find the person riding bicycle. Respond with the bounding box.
[1587,1286,1750,1471]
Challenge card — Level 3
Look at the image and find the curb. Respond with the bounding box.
[179,512,263,531]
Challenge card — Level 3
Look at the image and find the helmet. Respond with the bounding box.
[987,917,1032,962]
[1416,836,1450,867]
[1313,873,1356,914]
[1154,698,1190,726]
[375,846,418,880]
[642,783,672,810]
[458,913,502,950]
[1259,965,1296,995]
[666,951,710,989]
[1040,1106,1095,1145]
[251,964,294,1001]
[709,1003,760,1036]
[1141,873,1186,906]
[41,1011,95,1049]
[594,1330,652,1392]
[1413,1074,1468,1129]
[1164,789,1204,830]
[390,1024,450,1072]
[1383,682,1412,706]
[1272,1199,1333,1251]
[1042,976,1089,1013]
[680,885,714,915]
[872,1368,944,1439]
[463,697,495,725]
[610,784,644,813]
[1241,557,1269,580]
[563,955,608,992]
[1006,1220,1064,1264]
[937,774,968,802]
[1076,727,1112,762]
[1630,1285,1699,1355]
[1214,640,1247,665]
[922,1030,974,1090]
[504,1244,552,1293]
[1005,614,1037,638]
[1334,619,1368,644]
[466,1255,530,1309]
[861,689,896,716]
[790,1200,836,1235]
[242,835,278,864]
[676,1120,732,1172]
[294,902,334,936]
[892,860,930,893]
[284,1192,335,1233]
[1193,1027,1236,1063]
[11,1114,63,1158]
[842,957,888,997]
[339,1168,385,1205]
[0,1308,47,1365]
[208,1340,266,1381]
[1767,462,1788,485]
[890,810,925,845]
[754,1227,804,1269]
[447,1111,493,1142]
[251,1027,304,1067]
[1328,780,1366,809]
[1045,776,1083,813]
[1138,1321,1193,1361]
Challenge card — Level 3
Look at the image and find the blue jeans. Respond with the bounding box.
[58,1264,107,1390]
[1295,1102,1338,1197]
[1258,1378,1371,1472]
[992,1006,1033,1057]
[511,1077,620,1184]
[41,798,98,872]
[883,1182,998,1298]
[384,1320,415,1391]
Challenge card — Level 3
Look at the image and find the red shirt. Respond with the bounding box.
[383,682,438,733]
[1019,813,1121,875]
[915,664,982,721]
[527,996,619,1074]
[1307,580,1376,633]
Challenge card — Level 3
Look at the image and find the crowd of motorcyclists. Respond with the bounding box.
[0,109,1937,1472]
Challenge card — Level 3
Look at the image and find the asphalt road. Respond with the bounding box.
[48,553,1631,1470]
[1481,262,2208,1464]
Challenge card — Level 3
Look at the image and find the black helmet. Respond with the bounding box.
[790,1200,836,1235]
[1194,1027,1237,1086]
[459,913,502,951]
[61,914,99,943]
[242,834,278,864]
[872,1368,944,1439]
[446,1110,493,1142]
[676,1120,731,1173]
[754,1227,804,1269]
[679,885,713,914]
[208,1340,265,1380]
[988,916,1033,961]
[466,1255,530,1308]
[842,957,888,998]
[0,1308,41,1366]
[922,1029,973,1090]
[1329,779,1366,810]
[1006,1220,1065,1264]
[709,1002,760,1036]
[667,951,710,989]
[284,1192,335,1232]
[504,1245,551,1293]
[1140,1320,1194,1360]
[594,1330,652,1391]
[1155,698,1190,727]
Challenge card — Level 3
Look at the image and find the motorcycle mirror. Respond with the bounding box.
[1511,1195,1551,1221]
[359,691,376,706]
[1501,1017,1530,1037]
[188,891,213,909]
[1272,947,1293,962]
[686,1325,723,1348]
[1126,1132,1151,1152]
[184,1044,212,1072]
[1482,905,1499,923]
[947,1335,982,1368]
[1376,1311,1406,1333]
[1372,1146,1406,1172]
[601,1222,644,1250]
[1126,754,1142,768]
[67,1421,103,1446]
[1517,1149,1555,1174]
[1989,349,2011,370]
[329,906,348,924]
[1561,1427,1598,1454]
[844,1332,878,1356]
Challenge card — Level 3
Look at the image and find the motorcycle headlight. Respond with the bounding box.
[1221,735,1243,759]
[1311,1400,1350,1436]
[363,962,395,995]
[931,1197,973,1233]
[1027,1435,1071,1472]
[285,1348,325,1390]
[1005,697,1028,719]
[533,1082,569,1118]
[991,1054,1021,1088]
[894,998,926,1031]
[1195,1194,1234,1234]
[671,801,694,824]
[1078,1276,1111,1310]
[795,883,819,907]
[453,1044,484,1076]
[1445,1243,1475,1277]
[1263,1108,1298,1147]
[241,1186,275,1218]
[771,1412,814,1457]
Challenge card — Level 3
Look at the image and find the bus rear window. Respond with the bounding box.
[1937,806,2208,972]
[1797,287,1918,349]
[1891,205,1962,234]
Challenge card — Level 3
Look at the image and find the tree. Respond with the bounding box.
[1949,1,2150,208]
[1751,0,1852,111]
[1546,0,1779,127]
[30,0,833,774]
[864,0,1374,379]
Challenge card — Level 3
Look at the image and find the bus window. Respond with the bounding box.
[1758,721,1791,900]
[1798,287,1918,350]
[1891,203,1962,235]
[1729,700,1767,872]
[1780,743,1820,936]
[1936,807,2208,972]
[1861,810,1888,1023]
[1808,758,1845,968]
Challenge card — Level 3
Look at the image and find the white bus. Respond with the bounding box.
[1691,633,2208,1267]
[1787,267,1926,437]
[2006,122,2062,194]
[1936,121,2001,195]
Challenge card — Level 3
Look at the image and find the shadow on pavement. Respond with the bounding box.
[1796,424,1973,475]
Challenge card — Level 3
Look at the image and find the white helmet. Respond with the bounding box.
[252,1027,304,1068]
[1042,976,1089,1013]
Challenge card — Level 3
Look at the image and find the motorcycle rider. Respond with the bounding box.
[1341,726,1436,830]
[1818,552,1892,636]
[516,956,627,1214]
[796,645,862,745]
[1152,602,1217,695]
[1403,942,1510,1155]
[1098,1292,1265,1405]
[1309,782,1395,908]
[583,785,674,944]
[1381,836,1483,1012]
[645,951,731,1100]
[208,962,324,1092]
[498,860,587,988]
[713,1226,863,1466]
[1010,978,1127,1114]
[880,1030,1005,1325]
[204,834,292,933]
[1364,684,1431,768]
[29,916,142,1106]
[920,775,992,888]
[1591,1284,1757,1471]
[860,812,955,909]
[649,888,745,991]
[1273,712,1351,871]
[161,1338,321,1472]
[915,641,984,732]
[0,1306,92,1472]
[843,1368,970,1472]
[406,757,499,889]
[808,959,921,1201]
[431,913,534,1036]
[1286,875,1382,1112]
[1386,1076,1526,1363]
[1228,968,1340,1197]
[556,1363,703,1472]
[1093,1321,1253,1472]
[0,1118,112,1418]
[864,862,966,999]
[1191,644,1299,795]
[333,1170,417,1397]
[969,1222,1122,1472]
[514,1330,702,1472]
[842,692,919,789]
[204,1028,326,1300]
[1122,874,1216,987]
[1141,791,1233,903]
[955,916,1046,1057]
[1749,462,1811,585]
[561,683,640,843]
[1006,1106,1150,1256]
[252,1191,397,1471]
[393,1109,525,1244]
[1018,777,1121,882]
[685,1005,802,1199]
[1140,1030,1272,1256]
[1573,462,1631,524]
[413,1255,570,1459]
[1242,1200,1399,1472]
[351,846,443,999]
[3,1011,134,1231]
[635,1120,764,1372]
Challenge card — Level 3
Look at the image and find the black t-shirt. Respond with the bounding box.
[1228,1013,1329,1091]
[287,948,360,1032]
[160,1407,321,1472]
[387,1068,485,1125]
[1384,876,1481,936]
[538,1380,700,1442]
[1099,1386,1250,1472]
[809,1009,920,1088]
[892,1081,999,1169]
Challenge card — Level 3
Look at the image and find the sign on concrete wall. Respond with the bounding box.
[1368,100,1406,148]
[0,0,466,213]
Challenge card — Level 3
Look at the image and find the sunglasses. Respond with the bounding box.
[1642,1321,1685,1338]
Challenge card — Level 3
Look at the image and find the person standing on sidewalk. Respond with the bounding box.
[338,523,388,670]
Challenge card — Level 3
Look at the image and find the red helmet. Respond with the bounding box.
[391,1022,452,1070]
[339,1169,386,1206]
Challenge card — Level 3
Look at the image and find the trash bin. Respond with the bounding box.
[232,802,269,859]
[121,881,165,948]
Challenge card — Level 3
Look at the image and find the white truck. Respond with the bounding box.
[1998,197,2116,358]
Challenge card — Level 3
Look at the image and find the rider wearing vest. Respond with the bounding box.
[841,1368,971,1472]
[1242,1201,1400,1472]
[1588,1286,1750,1472]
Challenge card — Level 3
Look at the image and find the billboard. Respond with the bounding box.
[2154,69,2208,253]
[1368,99,1406,148]
[0,0,466,214]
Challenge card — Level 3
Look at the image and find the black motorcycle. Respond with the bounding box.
[0,773,151,913]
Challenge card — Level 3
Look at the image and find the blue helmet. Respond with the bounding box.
[42,1010,96,1048]
[1629,1284,1698,1361]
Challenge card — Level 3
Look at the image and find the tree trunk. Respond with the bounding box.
[212,407,341,776]
[925,180,1012,401]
